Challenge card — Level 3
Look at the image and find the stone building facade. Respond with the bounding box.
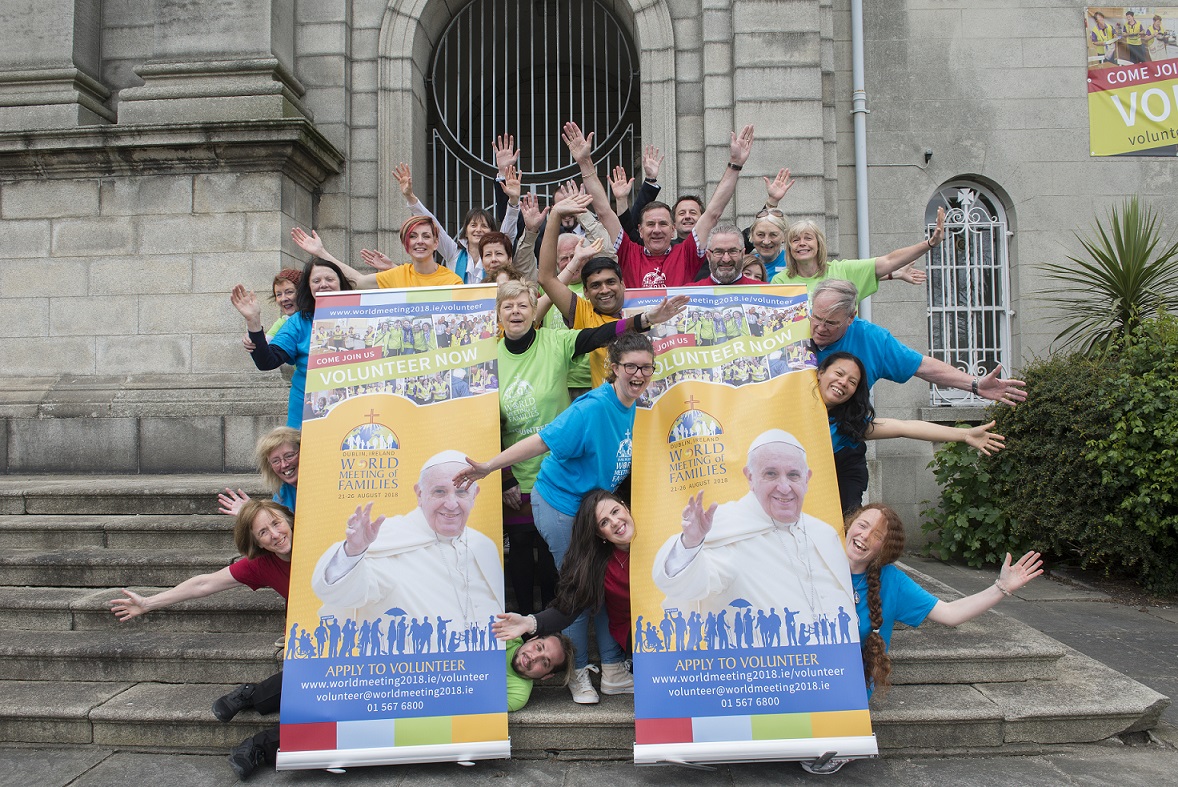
[1,0,1174,537]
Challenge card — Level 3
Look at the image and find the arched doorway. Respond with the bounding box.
[426,0,642,230]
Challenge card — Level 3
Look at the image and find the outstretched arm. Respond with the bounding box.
[693,125,755,245]
[925,551,1043,626]
[866,419,1005,456]
[874,206,944,279]
[291,228,379,289]
[562,121,623,242]
[453,434,549,490]
[108,567,242,621]
[915,361,1027,406]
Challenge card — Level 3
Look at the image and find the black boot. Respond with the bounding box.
[213,683,255,722]
[227,735,266,780]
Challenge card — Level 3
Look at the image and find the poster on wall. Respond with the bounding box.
[1086,7,1178,156]
[275,285,509,770]
[627,285,878,765]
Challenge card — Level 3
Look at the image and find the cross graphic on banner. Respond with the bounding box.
[364,409,380,424]
[684,395,700,410]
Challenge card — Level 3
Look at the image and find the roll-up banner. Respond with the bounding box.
[276,285,509,770]
[627,285,877,766]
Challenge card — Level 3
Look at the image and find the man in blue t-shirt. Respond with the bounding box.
[809,279,1027,403]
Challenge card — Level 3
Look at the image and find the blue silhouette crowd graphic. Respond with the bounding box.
[286,613,500,660]
[635,602,854,653]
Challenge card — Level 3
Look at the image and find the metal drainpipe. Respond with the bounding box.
[850,0,872,323]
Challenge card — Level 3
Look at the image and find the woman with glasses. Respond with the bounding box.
[215,426,301,518]
[770,207,946,303]
[455,332,658,705]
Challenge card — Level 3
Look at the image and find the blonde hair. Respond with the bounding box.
[785,219,830,278]
[256,427,300,492]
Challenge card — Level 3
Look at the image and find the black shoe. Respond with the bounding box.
[213,683,255,722]
[228,736,265,780]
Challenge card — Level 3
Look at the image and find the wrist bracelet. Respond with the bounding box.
[994,579,1012,597]
[971,377,979,396]
[527,614,538,635]
[884,272,893,281]
[644,177,657,183]
[728,162,743,171]
[927,237,935,249]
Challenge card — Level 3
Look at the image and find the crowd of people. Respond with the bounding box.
[114,123,1040,779]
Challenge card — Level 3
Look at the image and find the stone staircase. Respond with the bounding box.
[0,474,1168,758]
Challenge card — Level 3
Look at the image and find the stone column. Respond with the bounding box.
[117,0,310,124]
[0,0,114,130]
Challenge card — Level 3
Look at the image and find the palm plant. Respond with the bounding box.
[1041,197,1178,353]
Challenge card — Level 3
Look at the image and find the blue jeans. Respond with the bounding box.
[532,490,624,669]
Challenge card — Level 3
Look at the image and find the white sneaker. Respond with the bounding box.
[569,665,600,704]
[599,661,634,694]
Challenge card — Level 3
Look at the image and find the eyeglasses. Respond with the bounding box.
[619,362,656,376]
[755,208,785,219]
[709,248,744,259]
[269,450,299,467]
[809,310,847,329]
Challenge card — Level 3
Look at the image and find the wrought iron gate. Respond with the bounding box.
[925,186,1013,406]
[427,0,641,233]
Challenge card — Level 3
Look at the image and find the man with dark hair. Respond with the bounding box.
[562,120,755,289]
[507,632,575,710]
[538,193,688,386]
[672,195,704,245]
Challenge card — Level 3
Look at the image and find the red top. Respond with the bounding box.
[683,275,764,287]
[228,552,292,599]
[604,548,631,650]
[616,232,705,289]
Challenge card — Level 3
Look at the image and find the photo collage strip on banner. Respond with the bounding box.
[1086,6,1178,155]
[627,284,878,765]
[276,285,508,769]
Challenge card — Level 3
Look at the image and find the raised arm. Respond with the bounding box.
[693,125,755,245]
[866,418,1005,456]
[874,206,944,279]
[109,567,242,621]
[538,193,595,323]
[562,121,623,242]
[290,228,379,289]
[396,162,460,264]
[925,551,1043,626]
[914,361,1027,406]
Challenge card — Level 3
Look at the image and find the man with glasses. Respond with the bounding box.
[685,225,765,286]
[809,279,1027,403]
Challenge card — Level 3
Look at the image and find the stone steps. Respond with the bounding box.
[0,474,1167,758]
[0,475,264,516]
[0,586,285,632]
[0,514,241,550]
[0,547,238,587]
[0,630,281,683]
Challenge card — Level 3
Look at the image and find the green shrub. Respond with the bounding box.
[922,351,1115,568]
[924,315,1178,591]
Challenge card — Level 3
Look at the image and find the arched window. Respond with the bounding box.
[427,0,641,231]
[925,184,1013,406]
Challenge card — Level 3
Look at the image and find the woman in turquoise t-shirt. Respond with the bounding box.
[846,503,1043,695]
[770,207,946,303]
[456,331,660,706]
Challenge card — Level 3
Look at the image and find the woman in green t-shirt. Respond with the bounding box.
[770,207,946,303]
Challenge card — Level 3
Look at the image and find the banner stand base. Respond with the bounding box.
[275,740,510,771]
[634,735,877,766]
